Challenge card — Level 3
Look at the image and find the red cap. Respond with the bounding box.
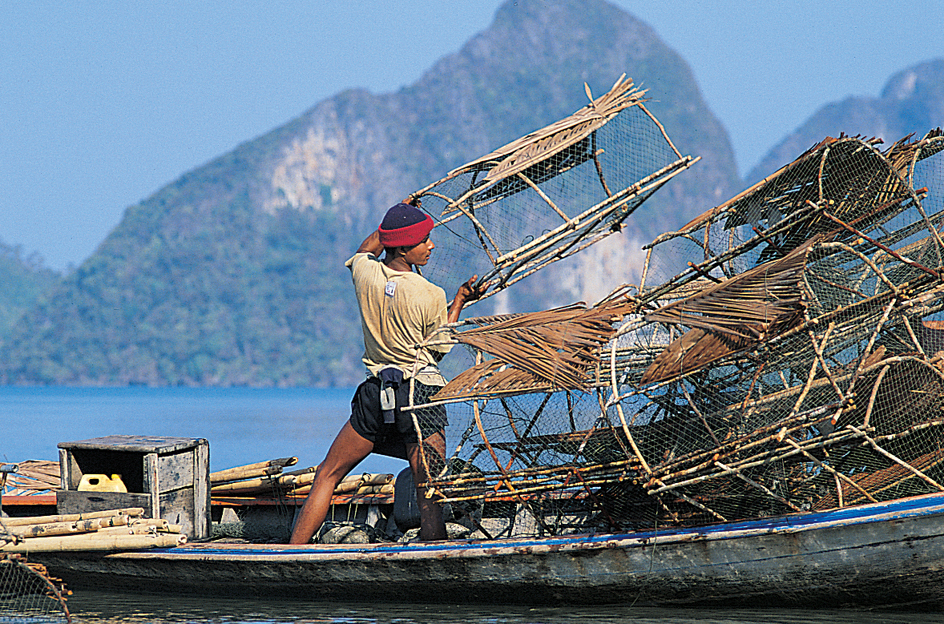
[378,203,434,247]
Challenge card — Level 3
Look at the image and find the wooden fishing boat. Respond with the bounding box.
[7,88,944,612]
[24,491,944,607]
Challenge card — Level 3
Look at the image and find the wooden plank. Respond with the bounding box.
[193,440,211,540]
[59,447,78,490]
[210,457,296,484]
[0,493,57,506]
[58,435,204,454]
[145,453,160,519]
[157,450,194,493]
[56,490,152,517]
[158,488,196,537]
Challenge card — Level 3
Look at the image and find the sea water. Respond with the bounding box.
[1,387,940,623]
[59,591,944,624]
[0,385,400,475]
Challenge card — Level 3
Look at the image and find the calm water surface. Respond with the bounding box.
[0,386,400,474]
[59,591,944,624]
[2,387,941,623]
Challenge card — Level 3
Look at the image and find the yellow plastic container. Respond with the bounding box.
[77,473,128,493]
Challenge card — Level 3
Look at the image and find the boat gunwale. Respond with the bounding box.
[91,490,944,561]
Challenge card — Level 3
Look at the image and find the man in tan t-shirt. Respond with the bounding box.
[290,201,485,544]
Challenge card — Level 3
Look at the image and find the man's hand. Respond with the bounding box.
[456,275,487,304]
[448,275,489,323]
[356,229,384,256]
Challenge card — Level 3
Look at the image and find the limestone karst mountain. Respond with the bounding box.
[0,0,740,386]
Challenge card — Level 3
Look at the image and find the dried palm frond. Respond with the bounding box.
[433,297,638,401]
[3,460,60,492]
[640,239,813,384]
[443,74,647,195]
[884,128,944,180]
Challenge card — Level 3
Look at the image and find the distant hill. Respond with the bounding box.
[0,241,60,341]
[748,59,944,183]
[0,0,740,387]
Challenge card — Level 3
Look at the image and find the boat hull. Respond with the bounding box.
[31,492,944,607]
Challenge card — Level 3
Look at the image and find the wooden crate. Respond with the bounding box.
[57,435,210,540]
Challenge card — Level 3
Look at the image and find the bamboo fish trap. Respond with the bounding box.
[410,75,697,307]
[0,554,71,623]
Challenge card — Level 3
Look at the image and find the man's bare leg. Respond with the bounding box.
[407,430,447,541]
[289,422,373,544]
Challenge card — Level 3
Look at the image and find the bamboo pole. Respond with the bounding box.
[516,171,570,221]
[901,316,927,357]
[291,483,396,497]
[0,508,145,527]
[714,461,803,512]
[281,466,318,477]
[210,468,317,494]
[609,336,652,473]
[821,210,941,280]
[847,425,944,491]
[846,298,896,396]
[96,521,180,536]
[209,457,298,484]
[1,531,185,553]
[333,481,362,494]
[5,514,132,538]
[210,470,393,496]
[782,437,877,504]
[785,323,833,420]
[862,364,891,429]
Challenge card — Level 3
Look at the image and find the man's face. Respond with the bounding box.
[402,235,434,266]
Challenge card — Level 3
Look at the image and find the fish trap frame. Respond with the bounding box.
[0,554,71,624]
[411,75,697,307]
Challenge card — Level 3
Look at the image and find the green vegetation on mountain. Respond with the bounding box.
[0,241,60,342]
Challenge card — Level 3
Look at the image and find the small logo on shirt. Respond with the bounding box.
[385,281,397,297]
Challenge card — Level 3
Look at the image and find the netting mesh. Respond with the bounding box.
[412,76,695,307]
[0,555,70,623]
[406,130,944,537]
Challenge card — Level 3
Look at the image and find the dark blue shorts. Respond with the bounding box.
[349,377,447,460]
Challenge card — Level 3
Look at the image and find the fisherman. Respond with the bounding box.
[289,200,486,544]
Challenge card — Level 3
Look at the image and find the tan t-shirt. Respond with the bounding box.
[345,252,450,385]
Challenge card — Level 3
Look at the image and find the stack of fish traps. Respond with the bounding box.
[408,88,944,536]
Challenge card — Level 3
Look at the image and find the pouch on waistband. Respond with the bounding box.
[378,365,404,424]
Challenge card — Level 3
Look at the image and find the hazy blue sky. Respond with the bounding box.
[2,1,942,270]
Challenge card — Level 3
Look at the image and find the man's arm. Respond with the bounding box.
[428,276,486,363]
[356,230,384,256]
[447,275,488,324]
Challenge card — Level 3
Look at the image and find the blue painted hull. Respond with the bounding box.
[33,492,944,607]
